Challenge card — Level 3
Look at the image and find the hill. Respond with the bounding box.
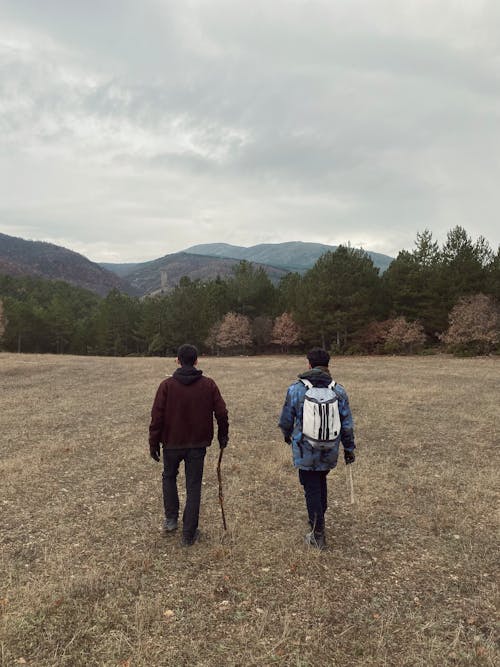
[185,241,394,272]
[0,233,138,297]
[115,251,289,296]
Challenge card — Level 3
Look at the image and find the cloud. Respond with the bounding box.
[0,0,499,262]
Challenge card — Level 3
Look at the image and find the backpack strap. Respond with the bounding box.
[328,380,340,400]
[301,378,337,390]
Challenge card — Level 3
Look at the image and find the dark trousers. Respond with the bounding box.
[162,447,206,538]
[298,469,329,532]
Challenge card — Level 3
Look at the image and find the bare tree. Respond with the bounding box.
[358,320,394,354]
[441,293,499,354]
[385,317,426,354]
[205,321,222,355]
[216,312,252,353]
[272,312,301,353]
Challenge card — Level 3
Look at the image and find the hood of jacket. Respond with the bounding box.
[173,365,203,385]
[297,366,332,388]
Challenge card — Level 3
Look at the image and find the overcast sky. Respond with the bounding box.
[1,1,499,263]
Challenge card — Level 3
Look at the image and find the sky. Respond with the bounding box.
[1,0,499,264]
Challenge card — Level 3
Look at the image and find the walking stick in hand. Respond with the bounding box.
[347,465,355,505]
[217,448,227,530]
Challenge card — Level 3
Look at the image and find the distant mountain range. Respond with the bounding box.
[101,252,289,296]
[185,242,394,273]
[0,233,394,297]
[102,242,394,295]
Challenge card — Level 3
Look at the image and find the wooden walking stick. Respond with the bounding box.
[347,465,355,505]
[217,448,227,530]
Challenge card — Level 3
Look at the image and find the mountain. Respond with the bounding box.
[101,241,394,297]
[0,232,394,300]
[112,251,289,296]
[185,241,394,272]
[0,233,138,297]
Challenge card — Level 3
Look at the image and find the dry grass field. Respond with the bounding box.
[0,353,498,667]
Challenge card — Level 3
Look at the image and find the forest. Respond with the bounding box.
[0,227,498,356]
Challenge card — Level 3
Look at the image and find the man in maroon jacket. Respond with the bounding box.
[149,344,229,545]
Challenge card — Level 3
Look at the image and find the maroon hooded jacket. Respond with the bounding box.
[149,366,229,449]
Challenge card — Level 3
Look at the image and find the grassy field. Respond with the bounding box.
[0,353,498,667]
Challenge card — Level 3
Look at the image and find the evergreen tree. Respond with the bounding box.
[485,246,500,300]
[441,226,492,304]
[205,276,233,323]
[297,246,381,350]
[45,294,73,353]
[277,272,303,313]
[383,230,446,337]
[251,316,274,353]
[227,261,277,317]
[0,275,100,353]
[136,296,168,355]
[93,289,141,356]
[1,298,46,352]
[155,278,220,352]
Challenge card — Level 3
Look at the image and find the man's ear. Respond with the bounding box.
[176,357,181,366]
[194,359,198,366]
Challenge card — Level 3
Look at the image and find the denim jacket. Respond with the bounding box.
[278,368,355,471]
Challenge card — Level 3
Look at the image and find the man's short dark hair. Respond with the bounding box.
[307,347,330,368]
[177,344,198,366]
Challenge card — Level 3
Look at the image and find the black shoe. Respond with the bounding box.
[181,528,200,546]
[162,518,178,534]
[304,530,326,550]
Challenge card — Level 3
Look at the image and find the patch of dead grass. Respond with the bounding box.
[0,353,498,666]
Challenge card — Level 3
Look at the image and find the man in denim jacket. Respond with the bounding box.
[279,347,355,549]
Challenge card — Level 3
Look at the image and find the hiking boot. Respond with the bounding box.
[162,518,178,534]
[181,528,200,547]
[304,530,326,550]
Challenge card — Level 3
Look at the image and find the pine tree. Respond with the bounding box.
[383,230,446,338]
[228,261,277,317]
[297,246,381,350]
[441,227,492,303]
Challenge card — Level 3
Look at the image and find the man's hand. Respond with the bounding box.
[219,435,228,449]
[150,443,161,462]
[344,450,355,465]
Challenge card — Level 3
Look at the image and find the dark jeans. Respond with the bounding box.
[163,447,206,538]
[298,469,329,532]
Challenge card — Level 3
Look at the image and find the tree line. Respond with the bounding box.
[0,226,498,357]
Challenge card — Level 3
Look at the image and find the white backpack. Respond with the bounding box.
[300,379,341,450]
